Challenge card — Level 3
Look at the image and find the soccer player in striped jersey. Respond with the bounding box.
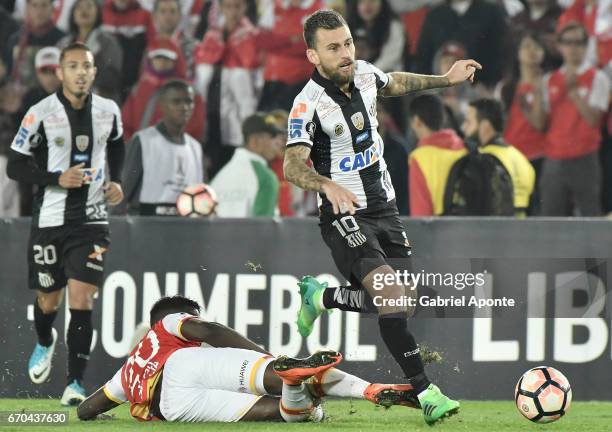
[284,9,481,425]
[6,42,125,405]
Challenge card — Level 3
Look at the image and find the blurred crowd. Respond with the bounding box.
[1,0,611,218]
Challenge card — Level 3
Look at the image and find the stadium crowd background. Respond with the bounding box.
[0,0,611,218]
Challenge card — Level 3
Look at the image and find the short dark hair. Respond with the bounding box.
[150,295,201,325]
[59,42,93,64]
[159,79,193,98]
[303,9,348,49]
[557,22,588,43]
[408,94,445,131]
[469,98,505,133]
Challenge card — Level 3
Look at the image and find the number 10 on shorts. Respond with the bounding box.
[332,216,367,248]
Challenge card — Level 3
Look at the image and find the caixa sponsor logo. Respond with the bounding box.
[79,167,104,184]
[338,140,381,172]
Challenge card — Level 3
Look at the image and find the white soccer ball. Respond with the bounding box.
[515,366,572,423]
[176,183,217,217]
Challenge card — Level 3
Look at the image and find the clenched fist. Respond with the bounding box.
[104,182,124,206]
[59,163,85,189]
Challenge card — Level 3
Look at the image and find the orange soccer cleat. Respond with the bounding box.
[363,383,421,409]
[274,351,343,385]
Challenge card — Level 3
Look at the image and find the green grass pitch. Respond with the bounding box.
[0,399,611,432]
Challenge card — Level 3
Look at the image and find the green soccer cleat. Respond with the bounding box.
[418,384,460,426]
[296,276,327,337]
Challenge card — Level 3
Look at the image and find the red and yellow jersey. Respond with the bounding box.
[409,129,466,216]
[103,313,201,421]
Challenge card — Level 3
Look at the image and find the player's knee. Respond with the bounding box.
[68,285,97,309]
[37,294,62,314]
[38,302,61,314]
[374,285,415,317]
[68,293,94,310]
[69,298,94,310]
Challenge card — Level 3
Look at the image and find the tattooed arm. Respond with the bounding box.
[283,145,327,192]
[283,144,359,215]
[380,59,482,97]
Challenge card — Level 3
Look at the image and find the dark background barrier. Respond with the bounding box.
[1,217,611,400]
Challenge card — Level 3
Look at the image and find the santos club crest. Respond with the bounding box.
[76,135,89,152]
[351,112,365,130]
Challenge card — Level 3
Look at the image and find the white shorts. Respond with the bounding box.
[159,347,275,422]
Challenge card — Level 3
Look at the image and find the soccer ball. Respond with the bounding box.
[515,366,572,423]
[176,183,217,217]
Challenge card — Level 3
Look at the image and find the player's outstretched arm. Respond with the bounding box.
[380,59,482,97]
[77,387,120,421]
[181,318,272,355]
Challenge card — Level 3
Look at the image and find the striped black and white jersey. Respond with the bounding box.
[10,91,123,228]
[286,60,395,214]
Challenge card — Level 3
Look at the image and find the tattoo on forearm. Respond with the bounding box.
[283,146,328,192]
[382,72,451,97]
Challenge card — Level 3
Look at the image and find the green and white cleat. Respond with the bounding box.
[296,276,327,337]
[418,384,460,426]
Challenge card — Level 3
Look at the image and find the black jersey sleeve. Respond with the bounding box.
[6,149,61,186]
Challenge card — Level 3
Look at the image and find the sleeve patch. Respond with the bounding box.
[10,105,45,155]
[162,312,196,340]
[176,316,195,341]
[103,385,126,404]
[289,103,308,140]
[287,94,316,147]
[103,368,127,404]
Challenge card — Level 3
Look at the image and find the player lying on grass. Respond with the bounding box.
[77,295,419,423]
